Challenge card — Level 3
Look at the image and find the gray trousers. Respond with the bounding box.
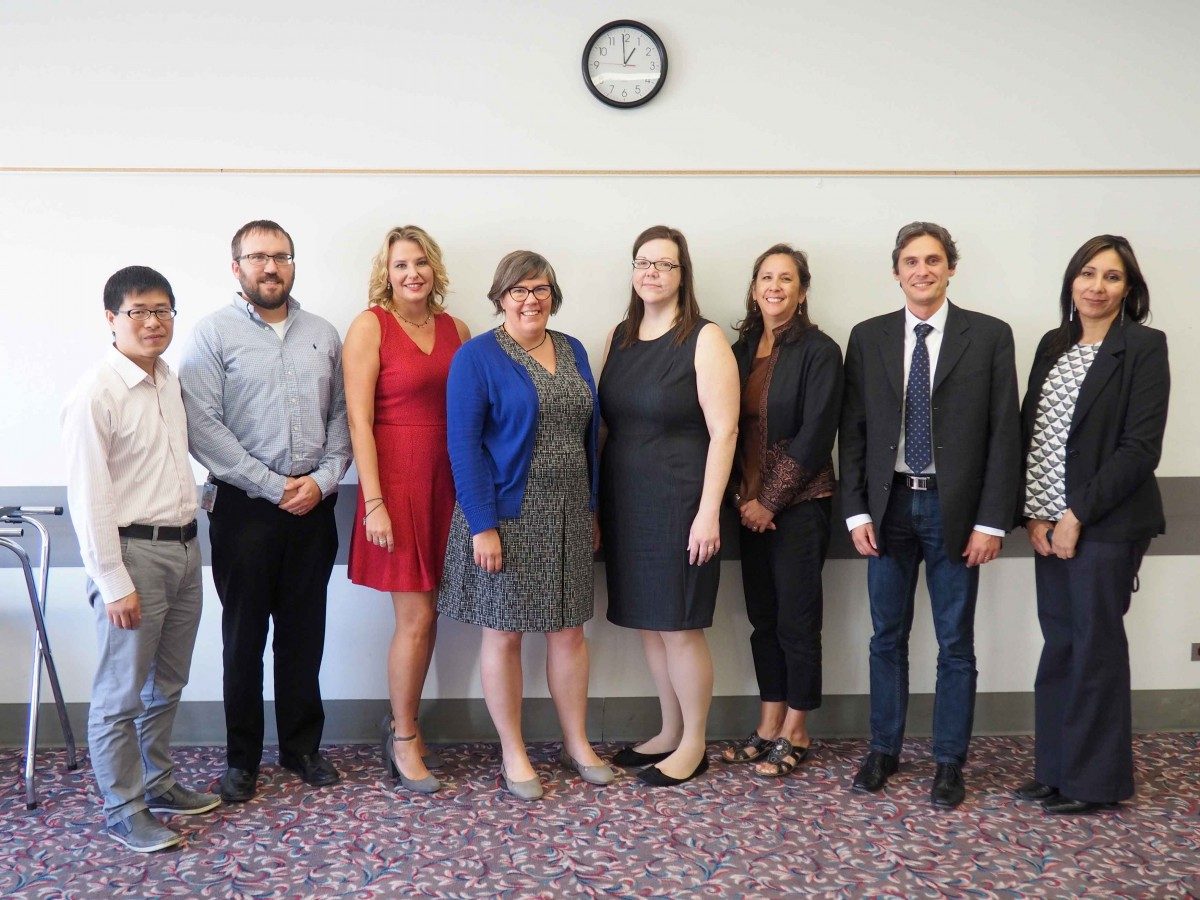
[87,535,202,824]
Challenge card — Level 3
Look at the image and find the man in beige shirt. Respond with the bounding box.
[62,266,219,852]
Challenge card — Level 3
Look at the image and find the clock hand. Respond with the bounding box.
[623,46,636,65]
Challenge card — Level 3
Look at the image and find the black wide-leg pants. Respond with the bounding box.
[208,479,339,771]
[1033,538,1149,804]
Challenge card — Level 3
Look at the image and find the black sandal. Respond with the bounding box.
[720,732,774,763]
[756,737,811,777]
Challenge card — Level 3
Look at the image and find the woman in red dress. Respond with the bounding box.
[344,225,470,793]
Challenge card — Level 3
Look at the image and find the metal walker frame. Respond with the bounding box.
[1,506,79,808]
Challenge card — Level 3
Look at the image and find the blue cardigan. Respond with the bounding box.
[446,329,600,535]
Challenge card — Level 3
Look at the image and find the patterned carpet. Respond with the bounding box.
[1,734,1197,898]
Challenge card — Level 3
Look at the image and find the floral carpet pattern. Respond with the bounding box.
[1,734,1197,898]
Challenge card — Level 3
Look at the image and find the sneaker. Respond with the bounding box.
[107,809,183,853]
[146,783,222,816]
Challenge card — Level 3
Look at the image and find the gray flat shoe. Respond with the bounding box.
[560,747,617,785]
[501,767,544,801]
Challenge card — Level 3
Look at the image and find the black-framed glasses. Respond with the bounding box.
[507,285,553,302]
[116,308,177,321]
[633,258,681,272]
[236,253,295,267]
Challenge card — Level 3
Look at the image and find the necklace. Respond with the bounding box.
[502,324,549,353]
[393,308,432,328]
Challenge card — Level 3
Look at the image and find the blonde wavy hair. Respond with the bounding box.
[367,225,450,313]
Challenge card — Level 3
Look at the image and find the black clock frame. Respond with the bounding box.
[582,19,668,109]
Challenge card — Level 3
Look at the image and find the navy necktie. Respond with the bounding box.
[904,322,934,474]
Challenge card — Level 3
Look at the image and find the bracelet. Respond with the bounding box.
[362,498,386,525]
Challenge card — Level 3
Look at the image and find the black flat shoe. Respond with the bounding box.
[280,751,341,788]
[219,766,258,803]
[851,751,899,793]
[931,763,966,809]
[1043,795,1116,815]
[612,745,675,768]
[1013,779,1059,802]
[636,753,710,787]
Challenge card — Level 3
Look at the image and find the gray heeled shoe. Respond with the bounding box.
[501,767,544,801]
[381,717,440,794]
[560,747,617,785]
[383,714,444,773]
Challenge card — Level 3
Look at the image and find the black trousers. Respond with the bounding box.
[1033,538,1149,804]
[739,499,831,711]
[208,479,339,771]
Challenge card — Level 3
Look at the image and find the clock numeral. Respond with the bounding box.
[597,46,607,56]
[608,85,615,95]
[607,35,615,45]
[645,47,652,56]
[649,61,656,70]
[645,78,654,84]
[592,60,599,69]
[635,85,642,95]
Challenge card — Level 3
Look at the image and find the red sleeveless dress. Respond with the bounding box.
[348,307,462,591]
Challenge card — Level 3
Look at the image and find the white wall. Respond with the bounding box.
[2,1,1198,705]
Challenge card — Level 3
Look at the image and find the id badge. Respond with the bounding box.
[199,480,218,512]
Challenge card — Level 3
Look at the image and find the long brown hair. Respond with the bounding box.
[734,243,815,343]
[618,225,702,348]
[1046,234,1150,357]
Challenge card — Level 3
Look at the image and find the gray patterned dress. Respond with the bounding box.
[438,329,595,632]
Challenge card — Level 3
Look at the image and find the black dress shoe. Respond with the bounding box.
[1042,795,1116,815]
[612,745,675,768]
[1013,779,1059,802]
[219,767,258,803]
[280,751,341,787]
[851,751,899,793]
[636,753,709,787]
[931,763,966,808]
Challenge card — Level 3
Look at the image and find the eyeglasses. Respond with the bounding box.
[236,253,295,267]
[116,308,177,321]
[507,285,553,302]
[633,259,681,272]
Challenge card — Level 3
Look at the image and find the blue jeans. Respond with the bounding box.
[867,484,979,765]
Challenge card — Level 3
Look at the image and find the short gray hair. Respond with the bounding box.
[486,250,563,314]
[891,221,959,273]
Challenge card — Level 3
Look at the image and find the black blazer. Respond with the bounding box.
[730,323,843,511]
[839,301,1022,558]
[1020,320,1169,542]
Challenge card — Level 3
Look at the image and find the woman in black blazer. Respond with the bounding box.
[720,244,843,777]
[1014,235,1169,814]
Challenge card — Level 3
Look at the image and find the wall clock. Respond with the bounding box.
[582,20,667,109]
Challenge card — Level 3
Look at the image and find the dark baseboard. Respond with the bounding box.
[3,690,1196,748]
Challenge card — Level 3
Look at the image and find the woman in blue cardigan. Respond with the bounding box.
[438,250,613,800]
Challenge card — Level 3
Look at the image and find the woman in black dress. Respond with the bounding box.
[720,244,843,778]
[599,225,740,786]
[1012,235,1169,814]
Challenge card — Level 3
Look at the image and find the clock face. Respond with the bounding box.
[582,20,667,109]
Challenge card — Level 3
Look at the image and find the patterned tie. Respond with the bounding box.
[904,323,934,474]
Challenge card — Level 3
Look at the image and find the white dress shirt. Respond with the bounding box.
[62,347,197,604]
[845,301,1004,538]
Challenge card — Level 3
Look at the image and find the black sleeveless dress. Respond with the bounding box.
[599,319,720,630]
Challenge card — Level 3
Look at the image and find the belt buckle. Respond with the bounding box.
[908,474,930,491]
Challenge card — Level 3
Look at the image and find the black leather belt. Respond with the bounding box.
[895,472,937,491]
[118,521,198,542]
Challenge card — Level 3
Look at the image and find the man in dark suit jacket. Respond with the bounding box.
[839,222,1021,807]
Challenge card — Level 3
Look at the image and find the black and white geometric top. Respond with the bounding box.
[1023,343,1099,521]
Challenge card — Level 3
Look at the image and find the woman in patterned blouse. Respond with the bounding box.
[1013,235,1169,815]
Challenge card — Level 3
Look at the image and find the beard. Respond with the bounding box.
[239,274,292,310]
